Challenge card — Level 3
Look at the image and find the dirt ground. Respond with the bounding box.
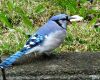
[0,52,100,80]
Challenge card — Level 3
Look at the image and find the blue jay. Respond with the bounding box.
[0,14,72,68]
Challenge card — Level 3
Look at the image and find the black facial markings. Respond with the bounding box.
[54,20,66,29]
[52,16,69,29]
[54,20,62,27]
[60,16,69,21]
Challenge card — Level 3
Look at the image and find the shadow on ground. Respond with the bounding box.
[0,52,100,80]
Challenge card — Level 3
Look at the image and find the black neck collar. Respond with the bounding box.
[53,20,66,29]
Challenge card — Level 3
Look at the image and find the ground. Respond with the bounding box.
[0,52,100,80]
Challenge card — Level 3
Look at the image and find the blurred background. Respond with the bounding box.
[0,0,100,55]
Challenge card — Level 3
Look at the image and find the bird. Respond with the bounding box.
[0,14,72,69]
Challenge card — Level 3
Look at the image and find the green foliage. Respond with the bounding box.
[15,6,33,27]
[7,1,14,11]
[0,0,33,29]
[34,4,45,14]
[0,12,12,28]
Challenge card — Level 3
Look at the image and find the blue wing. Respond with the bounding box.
[20,34,45,52]
[0,34,45,68]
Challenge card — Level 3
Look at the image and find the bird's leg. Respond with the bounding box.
[42,51,56,59]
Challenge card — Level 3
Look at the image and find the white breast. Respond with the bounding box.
[26,30,66,54]
[35,30,66,53]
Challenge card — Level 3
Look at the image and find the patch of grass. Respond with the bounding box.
[0,0,100,55]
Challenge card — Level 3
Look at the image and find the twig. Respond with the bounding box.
[0,58,7,80]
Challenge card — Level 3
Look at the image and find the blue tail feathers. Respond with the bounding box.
[0,51,25,68]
